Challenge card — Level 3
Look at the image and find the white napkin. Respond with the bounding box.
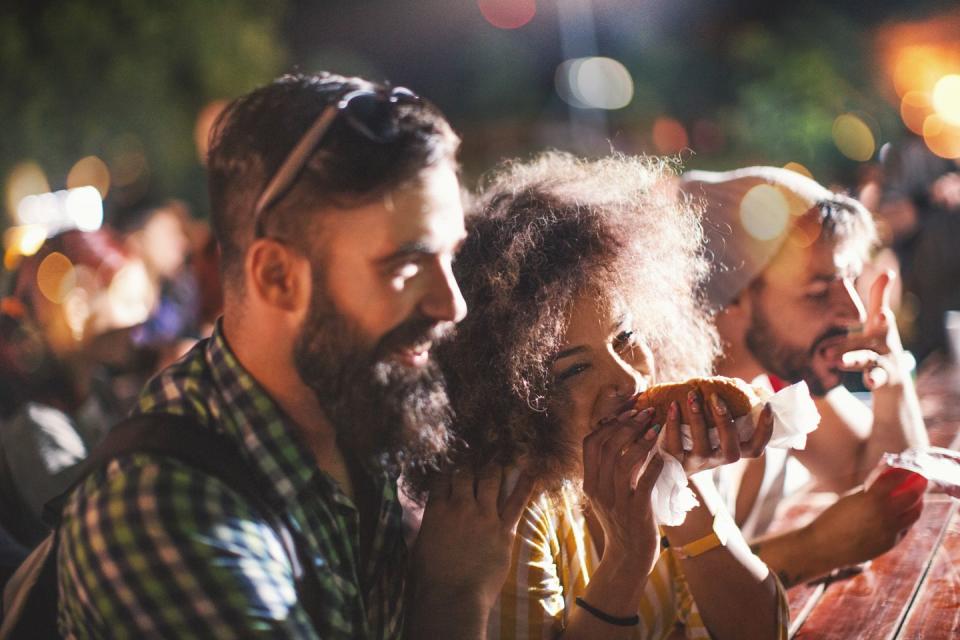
[651,451,699,526]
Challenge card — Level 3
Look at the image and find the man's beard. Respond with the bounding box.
[293,276,456,473]
[744,299,847,397]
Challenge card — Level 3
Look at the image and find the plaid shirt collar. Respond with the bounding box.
[202,321,364,513]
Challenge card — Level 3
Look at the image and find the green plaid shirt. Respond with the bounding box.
[57,323,406,638]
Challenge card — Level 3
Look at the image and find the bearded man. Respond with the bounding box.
[57,73,531,639]
[680,167,929,589]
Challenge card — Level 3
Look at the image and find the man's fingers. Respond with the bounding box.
[840,349,880,371]
[501,472,535,532]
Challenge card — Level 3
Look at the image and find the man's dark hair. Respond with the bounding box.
[206,72,460,289]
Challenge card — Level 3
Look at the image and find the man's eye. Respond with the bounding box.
[555,362,590,383]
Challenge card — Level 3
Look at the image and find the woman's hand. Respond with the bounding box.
[662,389,773,476]
[582,409,663,572]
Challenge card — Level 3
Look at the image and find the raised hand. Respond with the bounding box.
[839,271,909,390]
[582,410,663,573]
[406,466,535,637]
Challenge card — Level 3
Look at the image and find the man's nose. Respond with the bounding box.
[420,260,467,324]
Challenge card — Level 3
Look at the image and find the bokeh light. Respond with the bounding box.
[739,184,789,241]
[4,224,47,257]
[832,114,875,162]
[65,186,104,231]
[922,113,960,159]
[932,74,960,125]
[109,136,149,188]
[37,252,76,304]
[5,162,49,220]
[900,91,933,135]
[107,261,155,329]
[194,100,228,164]
[478,0,536,30]
[892,46,951,97]
[651,117,689,154]
[783,162,813,179]
[556,57,634,110]
[66,156,111,199]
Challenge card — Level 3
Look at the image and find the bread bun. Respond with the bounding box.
[633,376,760,425]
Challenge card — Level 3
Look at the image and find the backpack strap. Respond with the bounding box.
[43,412,326,630]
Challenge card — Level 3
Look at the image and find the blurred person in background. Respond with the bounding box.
[0,228,156,566]
[859,140,960,363]
[118,199,203,368]
[57,72,531,639]
[681,166,929,589]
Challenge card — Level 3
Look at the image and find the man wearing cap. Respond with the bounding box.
[680,167,928,589]
[56,73,531,639]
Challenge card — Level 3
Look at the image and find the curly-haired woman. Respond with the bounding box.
[409,153,789,639]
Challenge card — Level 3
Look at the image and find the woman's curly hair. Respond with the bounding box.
[411,152,719,496]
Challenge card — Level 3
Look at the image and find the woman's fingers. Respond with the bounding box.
[709,393,741,464]
[613,425,658,505]
[744,403,774,457]
[663,400,684,457]
[475,464,501,512]
[500,472,535,533]
[683,388,713,459]
[635,452,664,496]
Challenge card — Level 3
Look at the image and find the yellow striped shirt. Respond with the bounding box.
[488,484,789,639]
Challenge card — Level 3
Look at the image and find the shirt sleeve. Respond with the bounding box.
[488,497,566,640]
[57,454,319,639]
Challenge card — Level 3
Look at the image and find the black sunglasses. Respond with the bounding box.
[252,86,420,237]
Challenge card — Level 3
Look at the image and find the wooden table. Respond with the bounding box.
[779,355,960,639]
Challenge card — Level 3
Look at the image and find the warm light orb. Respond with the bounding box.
[900,91,933,135]
[5,162,49,220]
[37,252,76,304]
[922,114,960,159]
[832,114,875,162]
[652,117,689,154]
[478,0,536,30]
[783,162,813,179]
[65,186,104,232]
[932,74,960,126]
[67,156,111,199]
[739,184,789,241]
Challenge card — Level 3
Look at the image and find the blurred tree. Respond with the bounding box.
[0,0,287,224]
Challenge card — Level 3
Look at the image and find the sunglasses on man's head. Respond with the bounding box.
[253,86,421,237]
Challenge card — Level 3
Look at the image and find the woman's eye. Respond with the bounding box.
[805,289,829,301]
[555,362,590,383]
[613,330,635,351]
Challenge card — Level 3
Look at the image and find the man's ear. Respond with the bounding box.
[716,285,753,335]
[246,239,309,313]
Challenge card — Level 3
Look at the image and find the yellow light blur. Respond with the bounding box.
[478,0,536,30]
[783,162,813,179]
[107,261,155,329]
[932,74,960,125]
[5,162,49,220]
[900,91,933,135]
[3,224,47,258]
[652,117,689,154]
[922,114,960,159]
[832,114,875,162]
[556,57,634,110]
[739,184,789,242]
[36,252,76,304]
[67,156,111,199]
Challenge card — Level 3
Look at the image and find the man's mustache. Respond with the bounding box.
[373,315,457,360]
[808,326,850,357]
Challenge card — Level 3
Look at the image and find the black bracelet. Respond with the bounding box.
[574,596,640,627]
